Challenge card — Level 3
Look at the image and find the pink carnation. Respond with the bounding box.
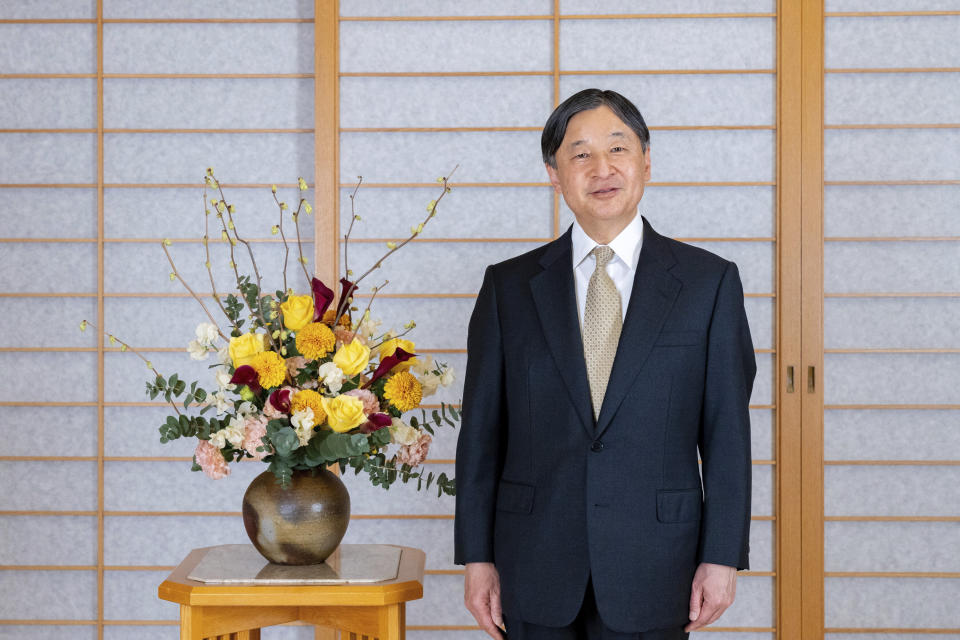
[335,326,361,347]
[194,439,230,479]
[345,388,379,415]
[396,431,432,467]
[242,415,271,461]
[263,385,297,419]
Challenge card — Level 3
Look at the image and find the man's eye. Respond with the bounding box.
[611,146,625,152]
[575,152,589,159]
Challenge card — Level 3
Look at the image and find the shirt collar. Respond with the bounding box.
[571,209,644,270]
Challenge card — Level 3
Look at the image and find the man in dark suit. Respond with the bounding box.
[454,89,756,639]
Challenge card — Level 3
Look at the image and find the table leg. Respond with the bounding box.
[314,626,338,640]
[380,603,405,640]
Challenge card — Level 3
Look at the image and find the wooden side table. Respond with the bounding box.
[158,545,425,640]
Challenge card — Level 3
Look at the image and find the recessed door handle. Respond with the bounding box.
[807,365,815,393]
[786,365,795,393]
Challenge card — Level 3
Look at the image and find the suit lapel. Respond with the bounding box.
[529,229,595,439]
[595,216,682,438]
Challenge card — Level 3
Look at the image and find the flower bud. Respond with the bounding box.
[271,225,279,235]
[169,272,177,281]
[298,177,308,191]
[386,241,397,250]
[271,184,277,194]
[304,202,313,214]
[239,386,256,402]
[79,320,87,332]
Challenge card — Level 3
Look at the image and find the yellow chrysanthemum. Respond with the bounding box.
[250,351,287,389]
[296,322,336,360]
[383,371,422,412]
[290,389,327,428]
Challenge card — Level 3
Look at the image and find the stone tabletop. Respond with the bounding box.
[187,544,403,584]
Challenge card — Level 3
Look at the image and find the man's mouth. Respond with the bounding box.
[590,187,620,196]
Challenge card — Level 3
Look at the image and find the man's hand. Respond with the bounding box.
[684,562,737,632]
[464,562,505,639]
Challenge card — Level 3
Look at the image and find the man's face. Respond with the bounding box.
[545,105,651,231]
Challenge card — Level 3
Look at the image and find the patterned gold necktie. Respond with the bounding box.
[582,245,622,420]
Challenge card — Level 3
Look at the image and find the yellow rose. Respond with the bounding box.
[321,394,367,433]
[333,338,370,377]
[228,333,267,369]
[281,294,315,331]
[377,337,418,371]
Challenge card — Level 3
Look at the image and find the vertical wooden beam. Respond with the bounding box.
[552,0,560,239]
[314,0,339,288]
[800,0,826,638]
[776,1,804,638]
[96,2,105,639]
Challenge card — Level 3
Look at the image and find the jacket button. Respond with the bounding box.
[591,440,604,452]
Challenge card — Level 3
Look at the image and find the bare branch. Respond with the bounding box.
[161,242,227,341]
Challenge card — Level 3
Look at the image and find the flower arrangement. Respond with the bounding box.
[82,169,459,495]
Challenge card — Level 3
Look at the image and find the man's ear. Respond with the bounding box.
[643,147,652,182]
[545,163,562,194]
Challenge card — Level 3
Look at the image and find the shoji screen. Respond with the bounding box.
[0,1,315,639]
[337,1,778,638]
[821,3,960,639]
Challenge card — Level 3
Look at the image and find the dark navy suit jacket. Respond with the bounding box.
[454,216,757,632]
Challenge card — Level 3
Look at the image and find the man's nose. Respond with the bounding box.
[592,154,614,177]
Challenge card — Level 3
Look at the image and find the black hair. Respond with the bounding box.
[541,89,650,168]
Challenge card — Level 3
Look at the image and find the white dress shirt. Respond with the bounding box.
[571,210,644,325]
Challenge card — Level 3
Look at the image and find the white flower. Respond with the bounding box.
[317,361,345,394]
[356,312,382,340]
[195,322,220,346]
[390,418,419,446]
[187,339,209,361]
[409,354,435,376]
[216,345,230,365]
[440,367,455,387]
[215,368,236,392]
[418,371,441,398]
[211,391,232,416]
[236,401,256,419]
[223,418,246,447]
[291,408,316,447]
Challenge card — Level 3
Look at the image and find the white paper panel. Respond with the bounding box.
[103,132,314,184]
[104,0,313,18]
[826,298,960,348]
[827,0,960,8]
[103,460,262,511]
[342,463,456,515]
[341,517,456,569]
[340,76,553,128]
[749,520,775,572]
[103,23,313,74]
[104,187,313,239]
[103,569,177,620]
[103,241,314,294]
[341,0,551,16]
[826,635,960,640]
[825,129,960,181]
[0,571,97,619]
[340,20,553,73]
[824,185,960,237]
[0,627,96,640]
[104,297,232,348]
[0,461,97,510]
[103,351,224,402]
[825,577,960,627]
[1,406,98,456]
[560,18,775,70]
[0,24,95,73]
[825,16,960,69]
[0,243,97,293]
[0,78,96,128]
[0,188,98,238]
[342,130,775,184]
[564,186,776,237]
[826,72,960,124]
[104,516,248,565]
[103,406,201,458]
[824,242,960,293]
[338,186,553,239]
[104,78,314,129]
[826,353,960,404]
[826,521,960,572]
[0,296,97,347]
[561,0,775,11]
[0,515,97,566]
[0,1,94,19]
[751,456,774,516]
[0,352,97,402]
[825,465,960,515]
[407,574,472,626]
[101,628,176,640]
[0,133,96,184]
[825,409,960,461]
[751,408,775,460]
[560,73,776,126]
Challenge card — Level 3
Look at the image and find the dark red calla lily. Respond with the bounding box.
[230,365,262,393]
[360,412,393,434]
[365,347,416,388]
[268,387,293,413]
[336,277,355,320]
[311,277,335,322]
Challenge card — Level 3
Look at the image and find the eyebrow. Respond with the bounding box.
[567,131,627,148]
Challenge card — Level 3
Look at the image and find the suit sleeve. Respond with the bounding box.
[697,260,757,570]
[453,265,508,565]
